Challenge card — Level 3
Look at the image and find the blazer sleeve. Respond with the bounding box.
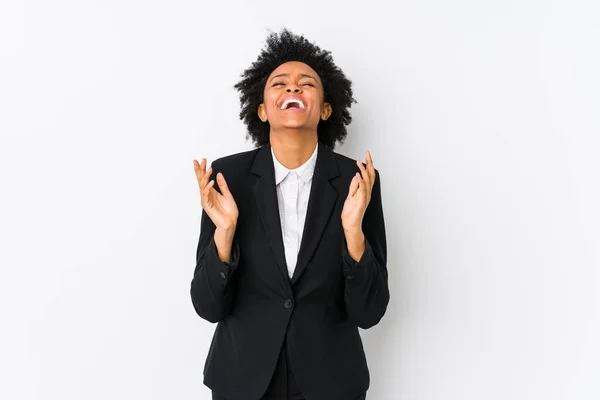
[190,164,241,323]
[341,168,390,329]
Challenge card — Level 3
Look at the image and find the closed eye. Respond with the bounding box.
[272,82,285,87]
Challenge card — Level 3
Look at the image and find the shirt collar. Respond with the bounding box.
[271,142,319,185]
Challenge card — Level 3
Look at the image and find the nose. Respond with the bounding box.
[286,85,301,94]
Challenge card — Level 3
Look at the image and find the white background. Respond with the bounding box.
[1,0,599,399]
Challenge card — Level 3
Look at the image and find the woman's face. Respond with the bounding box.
[258,61,332,132]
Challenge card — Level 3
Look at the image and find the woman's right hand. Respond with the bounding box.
[194,158,239,231]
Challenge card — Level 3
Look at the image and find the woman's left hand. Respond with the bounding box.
[341,150,376,233]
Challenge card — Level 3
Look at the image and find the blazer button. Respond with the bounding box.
[219,272,226,279]
[284,299,294,309]
[346,274,354,280]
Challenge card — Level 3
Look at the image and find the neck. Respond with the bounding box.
[269,128,318,170]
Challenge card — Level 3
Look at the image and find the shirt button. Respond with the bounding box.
[284,299,294,309]
[220,272,227,279]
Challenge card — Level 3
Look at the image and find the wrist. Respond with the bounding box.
[343,225,363,236]
[344,229,365,243]
[215,224,236,241]
[214,225,236,264]
[344,230,366,263]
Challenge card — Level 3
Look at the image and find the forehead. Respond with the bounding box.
[267,61,321,81]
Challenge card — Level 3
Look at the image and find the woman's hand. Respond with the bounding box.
[194,158,239,231]
[341,151,376,234]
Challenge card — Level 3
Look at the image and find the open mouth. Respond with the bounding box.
[280,97,306,110]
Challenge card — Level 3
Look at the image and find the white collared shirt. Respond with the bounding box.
[271,143,318,278]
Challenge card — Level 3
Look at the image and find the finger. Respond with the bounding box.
[201,166,213,190]
[193,159,203,181]
[366,151,376,182]
[195,158,206,181]
[216,172,232,197]
[347,173,360,198]
[356,159,370,187]
[203,179,215,194]
[202,180,216,206]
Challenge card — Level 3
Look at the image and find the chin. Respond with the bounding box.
[281,123,308,130]
[276,119,318,131]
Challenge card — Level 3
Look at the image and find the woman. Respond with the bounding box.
[191,29,390,400]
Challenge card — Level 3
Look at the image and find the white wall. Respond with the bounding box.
[1,0,599,399]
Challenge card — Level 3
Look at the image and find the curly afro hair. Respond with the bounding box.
[234,28,356,150]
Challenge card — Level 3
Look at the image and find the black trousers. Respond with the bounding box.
[212,339,366,400]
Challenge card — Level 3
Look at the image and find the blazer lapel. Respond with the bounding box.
[251,144,291,290]
[291,143,339,285]
[250,142,340,288]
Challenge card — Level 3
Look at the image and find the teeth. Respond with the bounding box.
[280,98,305,110]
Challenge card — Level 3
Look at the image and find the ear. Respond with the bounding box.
[321,102,332,121]
[258,103,268,122]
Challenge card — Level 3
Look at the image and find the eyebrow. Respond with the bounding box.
[269,73,317,82]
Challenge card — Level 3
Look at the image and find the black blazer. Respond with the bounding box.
[190,142,390,400]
